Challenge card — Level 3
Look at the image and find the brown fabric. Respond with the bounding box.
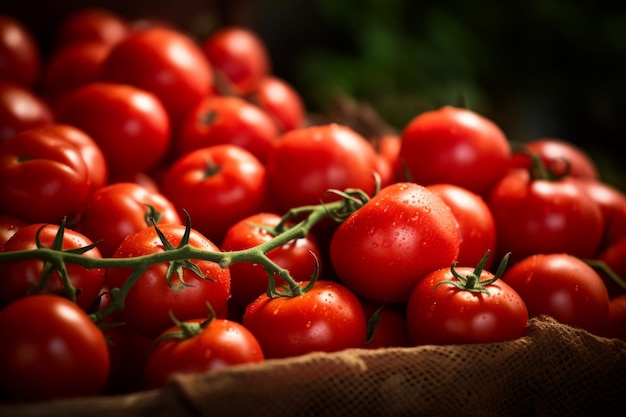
[2,316,625,417]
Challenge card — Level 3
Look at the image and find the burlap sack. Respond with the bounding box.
[1,316,624,417]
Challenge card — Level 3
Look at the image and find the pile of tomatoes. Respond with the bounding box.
[0,7,625,404]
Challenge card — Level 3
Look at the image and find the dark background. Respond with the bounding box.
[3,0,626,188]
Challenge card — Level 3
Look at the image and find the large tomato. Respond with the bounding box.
[106,224,231,339]
[243,280,366,359]
[502,253,610,336]
[0,223,105,312]
[0,294,110,402]
[56,82,170,180]
[330,182,460,303]
[399,106,511,197]
[0,15,41,88]
[0,81,54,143]
[406,255,529,345]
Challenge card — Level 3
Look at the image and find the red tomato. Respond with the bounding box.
[576,179,626,251]
[75,182,182,258]
[0,214,26,248]
[249,75,306,132]
[144,316,264,389]
[200,26,271,96]
[265,123,380,213]
[399,106,511,197]
[0,15,41,88]
[362,301,411,349]
[0,81,54,143]
[220,212,323,321]
[373,133,402,188]
[427,183,497,270]
[51,7,130,50]
[406,257,529,345]
[106,224,231,339]
[0,126,91,224]
[56,82,170,180]
[487,169,604,264]
[605,294,626,341]
[243,280,366,358]
[161,144,267,245]
[174,95,279,164]
[502,253,610,336]
[596,237,626,299]
[101,26,213,128]
[0,223,105,312]
[0,294,110,402]
[330,182,460,303]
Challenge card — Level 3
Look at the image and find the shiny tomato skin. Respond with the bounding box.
[502,253,610,336]
[243,280,367,359]
[56,82,170,179]
[0,81,54,143]
[0,16,41,88]
[487,169,604,264]
[220,212,322,321]
[330,182,460,303]
[174,95,279,164]
[406,266,529,345]
[106,224,231,339]
[75,182,182,258]
[249,75,306,133]
[0,223,105,312]
[0,294,110,402]
[161,144,267,245]
[399,106,511,198]
[101,26,213,128]
[0,214,26,248]
[52,7,130,50]
[576,179,626,251]
[265,123,379,213]
[144,318,264,389]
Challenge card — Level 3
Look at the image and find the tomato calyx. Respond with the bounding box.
[144,204,164,226]
[365,303,385,345]
[433,250,510,294]
[149,306,216,352]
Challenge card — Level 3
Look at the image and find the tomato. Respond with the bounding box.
[0,223,105,312]
[0,81,54,143]
[0,126,91,224]
[426,183,497,270]
[596,237,626,299]
[101,26,213,128]
[406,254,529,345]
[373,133,402,188]
[200,26,271,96]
[75,182,182,258]
[502,253,610,336]
[56,82,170,180]
[243,280,366,359]
[399,106,511,198]
[361,301,410,349]
[0,15,41,88]
[0,294,110,402]
[248,75,307,133]
[161,144,267,245]
[487,169,604,264]
[174,95,279,164]
[605,294,626,341]
[265,123,380,214]
[0,214,26,248]
[220,212,323,321]
[330,182,460,303]
[51,7,130,50]
[576,179,626,251]
[144,316,264,389]
[106,224,231,339]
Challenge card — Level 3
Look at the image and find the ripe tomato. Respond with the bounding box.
[243,280,366,359]
[174,95,279,164]
[51,7,130,50]
[161,144,267,245]
[249,75,307,132]
[426,183,497,270]
[595,237,626,299]
[0,15,41,88]
[101,26,213,128]
[0,223,105,312]
[330,182,460,303]
[0,294,110,402]
[56,82,170,180]
[220,212,323,321]
[106,224,231,339]
[200,26,271,96]
[399,106,511,197]
[75,182,182,258]
[265,123,379,213]
[0,81,54,143]
[0,214,26,248]
[406,256,528,345]
[487,169,604,264]
[502,253,610,336]
[144,316,264,389]
[605,294,626,341]
[361,301,410,349]
[576,179,626,251]
[373,133,402,188]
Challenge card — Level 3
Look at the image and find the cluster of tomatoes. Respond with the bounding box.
[1,7,625,405]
